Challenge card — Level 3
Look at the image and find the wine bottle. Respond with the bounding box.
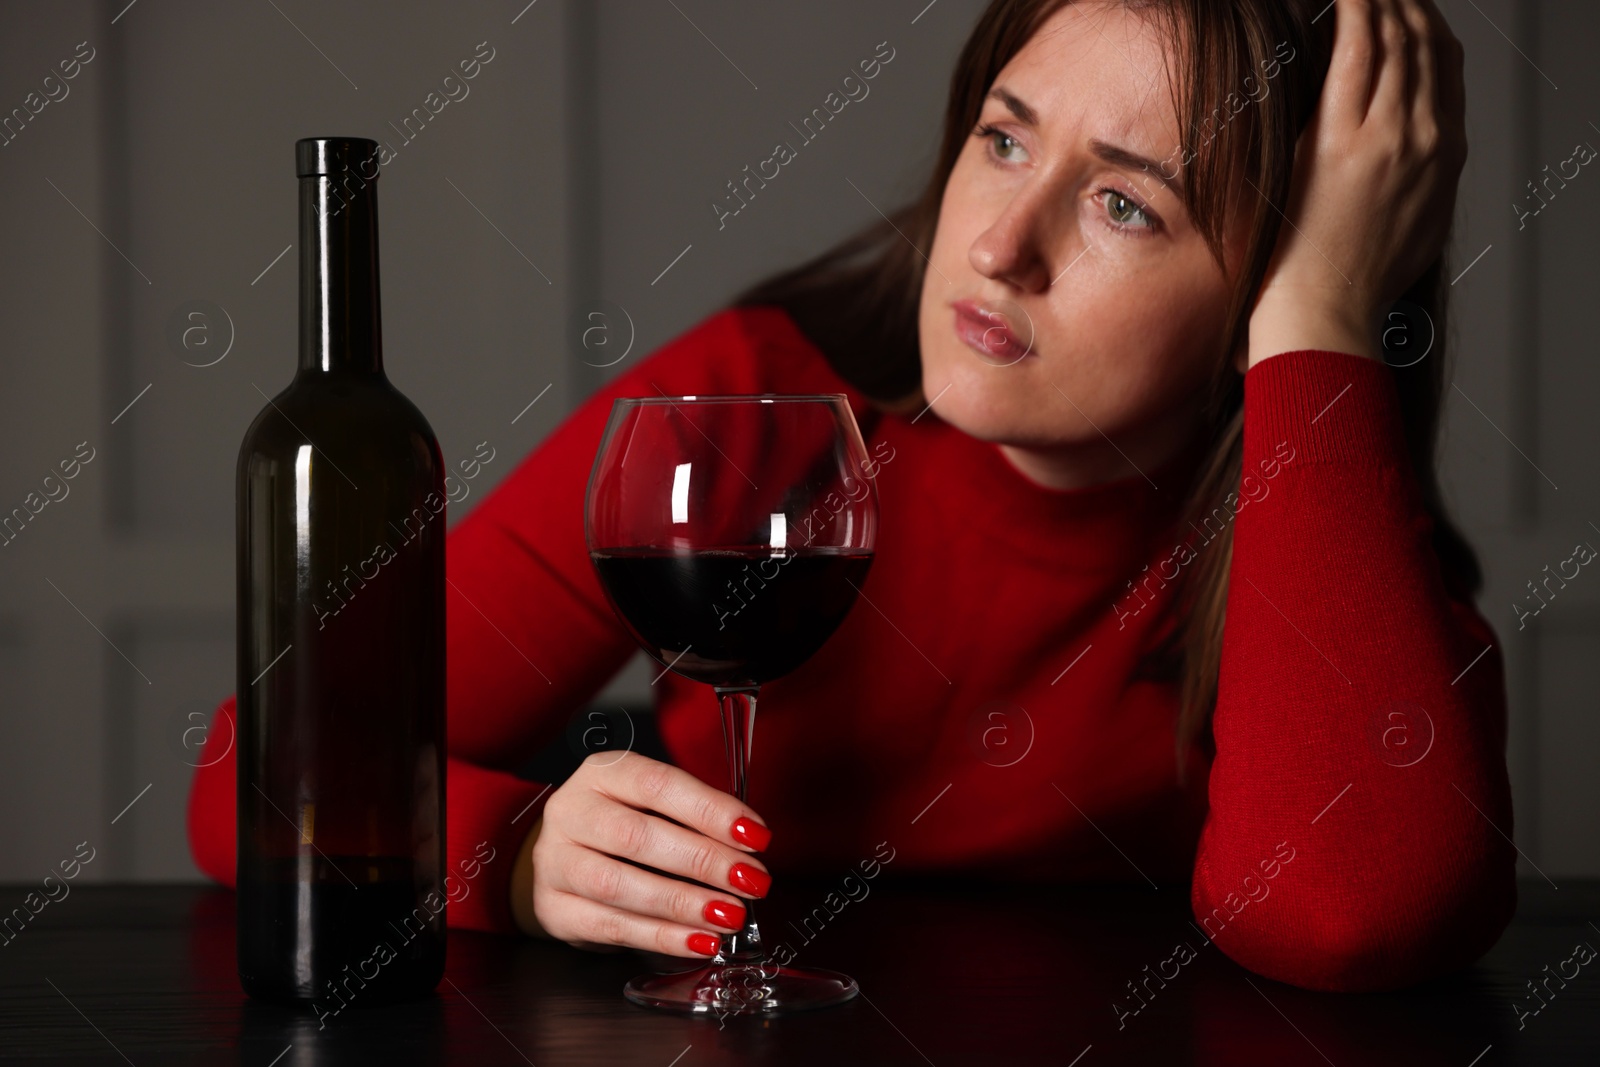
[235,137,446,1005]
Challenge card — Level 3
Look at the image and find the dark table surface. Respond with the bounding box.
[1,878,1596,1066]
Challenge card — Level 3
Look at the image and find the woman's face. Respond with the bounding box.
[917,2,1247,480]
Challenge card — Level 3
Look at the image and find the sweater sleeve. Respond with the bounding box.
[1190,349,1518,992]
[186,307,821,934]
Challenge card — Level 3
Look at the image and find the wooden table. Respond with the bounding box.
[1,878,1595,1065]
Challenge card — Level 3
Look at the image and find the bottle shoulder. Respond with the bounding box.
[238,374,441,477]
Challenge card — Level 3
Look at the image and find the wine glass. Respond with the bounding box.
[584,393,878,1016]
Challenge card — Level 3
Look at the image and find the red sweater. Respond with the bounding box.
[187,304,1516,992]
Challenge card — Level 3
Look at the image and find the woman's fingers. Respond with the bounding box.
[1415,0,1466,141]
[1365,0,1412,126]
[553,844,749,934]
[576,750,771,854]
[539,887,726,958]
[1324,0,1380,131]
[529,752,776,961]
[568,792,772,899]
[1397,0,1436,139]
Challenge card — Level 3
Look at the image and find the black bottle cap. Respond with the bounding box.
[295,137,381,179]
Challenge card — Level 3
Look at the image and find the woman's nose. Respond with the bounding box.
[968,188,1056,293]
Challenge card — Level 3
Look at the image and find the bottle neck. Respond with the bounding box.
[298,172,383,375]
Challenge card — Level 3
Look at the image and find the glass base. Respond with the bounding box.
[624,962,858,1017]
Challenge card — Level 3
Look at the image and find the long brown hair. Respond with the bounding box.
[736,0,1481,777]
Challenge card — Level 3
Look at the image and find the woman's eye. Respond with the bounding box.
[978,125,1027,163]
[1099,189,1152,229]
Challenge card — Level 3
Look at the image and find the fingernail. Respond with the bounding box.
[731,816,772,851]
[729,862,771,898]
[687,932,722,956]
[703,899,746,931]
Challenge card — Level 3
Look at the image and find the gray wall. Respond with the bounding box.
[0,0,1592,885]
[1438,0,1600,879]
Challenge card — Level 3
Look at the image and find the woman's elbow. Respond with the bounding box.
[1203,862,1518,992]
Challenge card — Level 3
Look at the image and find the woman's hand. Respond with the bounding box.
[1247,0,1466,369]
[515,751,773,958]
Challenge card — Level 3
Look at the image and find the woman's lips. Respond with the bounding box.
[952,299,1032,364]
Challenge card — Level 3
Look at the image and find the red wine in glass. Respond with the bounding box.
[585,394,878,1016]
[590,547,872,687]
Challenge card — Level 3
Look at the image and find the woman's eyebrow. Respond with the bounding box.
[1089,138,1185,199]
[987,86,1038,125]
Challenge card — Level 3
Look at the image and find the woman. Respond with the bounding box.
[188,0,1514,993]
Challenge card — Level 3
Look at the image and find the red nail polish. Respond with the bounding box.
[687,932,721,956]
[729,862,771,898]
[703,899,746,931]
[731,817,772,851]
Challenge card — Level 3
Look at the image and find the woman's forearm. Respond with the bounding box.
[1247,291,1376,370]
[1194,350,1516,991]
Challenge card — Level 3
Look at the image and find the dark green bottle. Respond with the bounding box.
[236,137,446,1007]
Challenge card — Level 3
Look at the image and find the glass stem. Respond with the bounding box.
[714,685,764,966]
